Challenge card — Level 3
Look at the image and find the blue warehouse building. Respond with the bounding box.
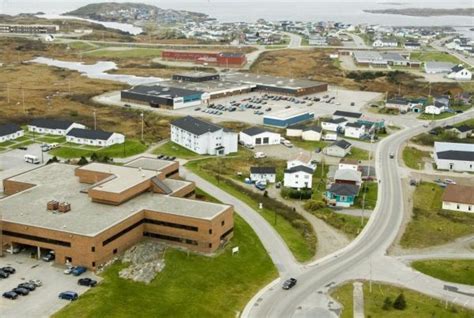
[263,109,315,128]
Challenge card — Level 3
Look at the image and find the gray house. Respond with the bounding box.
[324,140,352,158]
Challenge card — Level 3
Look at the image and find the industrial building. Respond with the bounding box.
[162,50,247,68]
[0,157,234,270]
[434,142,474,172]
[263,109,315,128]
[0,24,59,34]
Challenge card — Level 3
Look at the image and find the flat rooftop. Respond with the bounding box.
[264,108,313,120]
[173,71,219,78]
[1,164,228,236]
[222,72,325,89]
[124,85,203,98]
[125,156,176,172]
[161,79,255,95]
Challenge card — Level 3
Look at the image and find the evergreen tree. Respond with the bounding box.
[393,293,407,310]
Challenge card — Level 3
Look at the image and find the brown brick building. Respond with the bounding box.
[0,157,234,270]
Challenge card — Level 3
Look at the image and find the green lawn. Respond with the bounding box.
[68,41,97,51]
[54,193,277,318]
[186,159,316,263]
[331,282,474,318]
[290,139,329,152]
[0,140,16,147]
[84,48,162,59]
[412,259,474,286]
[402,147,430,170]
[306,207,367,238]
[411,51,463,64]
[418,112,455,120]
[50,140,147,159]
[347,147,370,161]
[36,136,66,143]
[12,140,35,148]
[353,182,378,210]
[400,182,474,248]
[153,141,201,159]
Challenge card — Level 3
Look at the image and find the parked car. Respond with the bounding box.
[255,182,266,191]
[282,140,293,148]
[2,291,17,300]
[58,291,78,301]
[12,287,29,296]
[28,280,42,287]
[18,146,28,150]
[389,153,394,159]
[444,179,456,185]
[6,246,22,254]
[78,278,97,287]
[64,267,76,275]
[42,251,55,262]
[282,278,297,290]
[18,283,36,291]
[0,270,10,278]
[1,266,15,274]
[254,152,266,159]
[72,266,87,276]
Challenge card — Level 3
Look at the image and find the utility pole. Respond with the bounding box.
[22,87,25,113]
[140,112,144,141]
[6,83,9,104]
[93,110,97,130]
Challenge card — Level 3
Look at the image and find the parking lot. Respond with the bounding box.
[95,86,383,125]
[0,252,98,318]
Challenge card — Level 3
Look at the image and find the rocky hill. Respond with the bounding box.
[65,2,209,25]
[364,7,474,17]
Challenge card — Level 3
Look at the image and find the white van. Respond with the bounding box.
[24,154,40,164]
[254,152,266,159]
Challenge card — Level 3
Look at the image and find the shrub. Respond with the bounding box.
[393,293,407,310]
[303,200,326,212]
[382,297,393,310]
[78,156,89,166]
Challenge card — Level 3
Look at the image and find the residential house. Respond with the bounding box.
[344,123,368,139]
[442,184,473,213]
[325,183,360,207]
[334,168,362,186]
[302,126,322,141]
[239,127,280,147]
[385,98,410,113]
[287,152,314,169]
[324,140,352,158]
[283,165,314,189]
[447,65,472,81]
[286,124,304,138]
[321,118,348,132]
[424,61,455,74]
[28,119,85,136]
[339,158,359,171]
[170,116,238,155]
[434,142,474,172]
[333,111,362,123]
[66,128,125,147]
[424,101,449,115]
[0,124,24,143]
[446,125,473,139]
[250,167,276,184]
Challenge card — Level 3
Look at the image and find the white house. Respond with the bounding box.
[344,123,367,139]
[447,65,472,81]
[385,98,410,113]
[239,127,280,147]
[424,102,449,115]
[170,116,238,156]
[373,39,398,47]
[434,142,474,172]
[286,125,305,137]
[333,111,362,123]
[66,128,125,147]
[283,165,314,189]
[287,152,314,169]
[442,184,473,213]
[250,167,276,183]
[324,140,352,158]
[302,126,322,141]
[338,158,359,171]
[28,119,85,136]
[321,118,348,132]
[0,124,24,143]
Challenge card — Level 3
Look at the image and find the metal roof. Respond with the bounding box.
[67,128,114,141]
[171,116,223,136]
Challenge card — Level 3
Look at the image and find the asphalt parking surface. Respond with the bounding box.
[0,252,98,318]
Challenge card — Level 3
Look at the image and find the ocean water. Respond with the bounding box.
[1,0,473,26]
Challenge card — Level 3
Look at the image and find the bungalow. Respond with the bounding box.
[424,102,449,115]
[339,158,359,171]
[28,119,85,136]
[385,98,410,113]
[333,111,362,123]
[344,123,367,139]
[283,165,314,189]
[324,140,352,158]
[446,125,473,139]
[434,142,474,172]
[0,124,24,143]
[302,126,322,141]
[404,41,421,50]
[447,65,472,81]
[424,61,455,74]
[325,183,360,207]
[286,124,305,138]
[442,184,473,213]
[66,128,125,147]
[250,167,276,184]
[321,118,348,132]
[334,168,362,186]
[239,127,281,147]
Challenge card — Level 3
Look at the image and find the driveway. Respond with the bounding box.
[0,252,99,318]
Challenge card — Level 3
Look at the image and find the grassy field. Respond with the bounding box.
[410,51,464,65]
[331,282,474,318]
[307,207,367,237]
[186,156,317,262]
[54,191,277,318]
[84,47,162,59]
[347,147,370,161]
[400,182,474,248]
[289,138,329,152]
[418,112,455,120]
[353,182,378,210]
[49,139,147,159]
[153,141,201,159]
[412,260,474,286]
[402,147,430,170]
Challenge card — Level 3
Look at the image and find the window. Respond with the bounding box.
[209,229,213,234]
[144,232,198,246]
[91,246,95,252]
[221,220,225,226]
[3,230,71,247]
[113,248,118,254]
[92,262,96,267]
[209,243,212,248]
[457,204,460,210]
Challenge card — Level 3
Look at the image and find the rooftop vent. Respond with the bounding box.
[47,200,59,211]
[58,202,71,213]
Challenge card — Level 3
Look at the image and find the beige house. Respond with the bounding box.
[442,184,474,213]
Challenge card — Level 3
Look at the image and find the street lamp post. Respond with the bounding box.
[140,112,144,141]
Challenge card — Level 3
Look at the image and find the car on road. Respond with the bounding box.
[255,181,267,191]
[72,266,87,276]
[18,282,36,291]
[59,291,78,301]
[282,278,297,290]
[389,153,394,159]
[2,266,15,274]
[3,291,18,300]
[12,287,29,296]
[78,278,97,287]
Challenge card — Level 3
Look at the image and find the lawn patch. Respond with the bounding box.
[50,140,147,159]
[347,147,370,161]
[153,141,201,159]
[402,147,430,170]
[412,259,474,286]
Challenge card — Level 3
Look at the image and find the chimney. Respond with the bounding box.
[58,202,71,213]
[47,200,59,211]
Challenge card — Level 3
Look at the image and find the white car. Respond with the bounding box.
[254,152,266,159]
[64,267,75,275]
[282,140,293,148]
[444,179,456,185]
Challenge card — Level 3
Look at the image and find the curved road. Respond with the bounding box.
[244,110,474,317]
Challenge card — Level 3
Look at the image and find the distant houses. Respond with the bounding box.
[285,125,322,141]
[446,125,473,139]
[28,119,85,136]
[170,116,238,156]
[442,184,473,213]
[0,124,23,143]
[66,128,125,147]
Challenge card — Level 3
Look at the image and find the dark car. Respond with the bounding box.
[456,110,464,114]
[2,291,17,300]
[1,266,15,274]
[12,287,29,296]
[59,291,78,301]
[0,270,10,278]
[18,283,36,291]
[282,278,297,290]
[78,278,97,287]
[18,146,28,150]
[72,266,87,276]
[42,252,55,262]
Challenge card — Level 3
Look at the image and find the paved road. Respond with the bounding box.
[284,32,303,49]
[343,33,368,49]
[431,37,474,68]
[244,110,474,317]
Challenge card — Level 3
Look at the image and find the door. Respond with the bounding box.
[263,137,269,144]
